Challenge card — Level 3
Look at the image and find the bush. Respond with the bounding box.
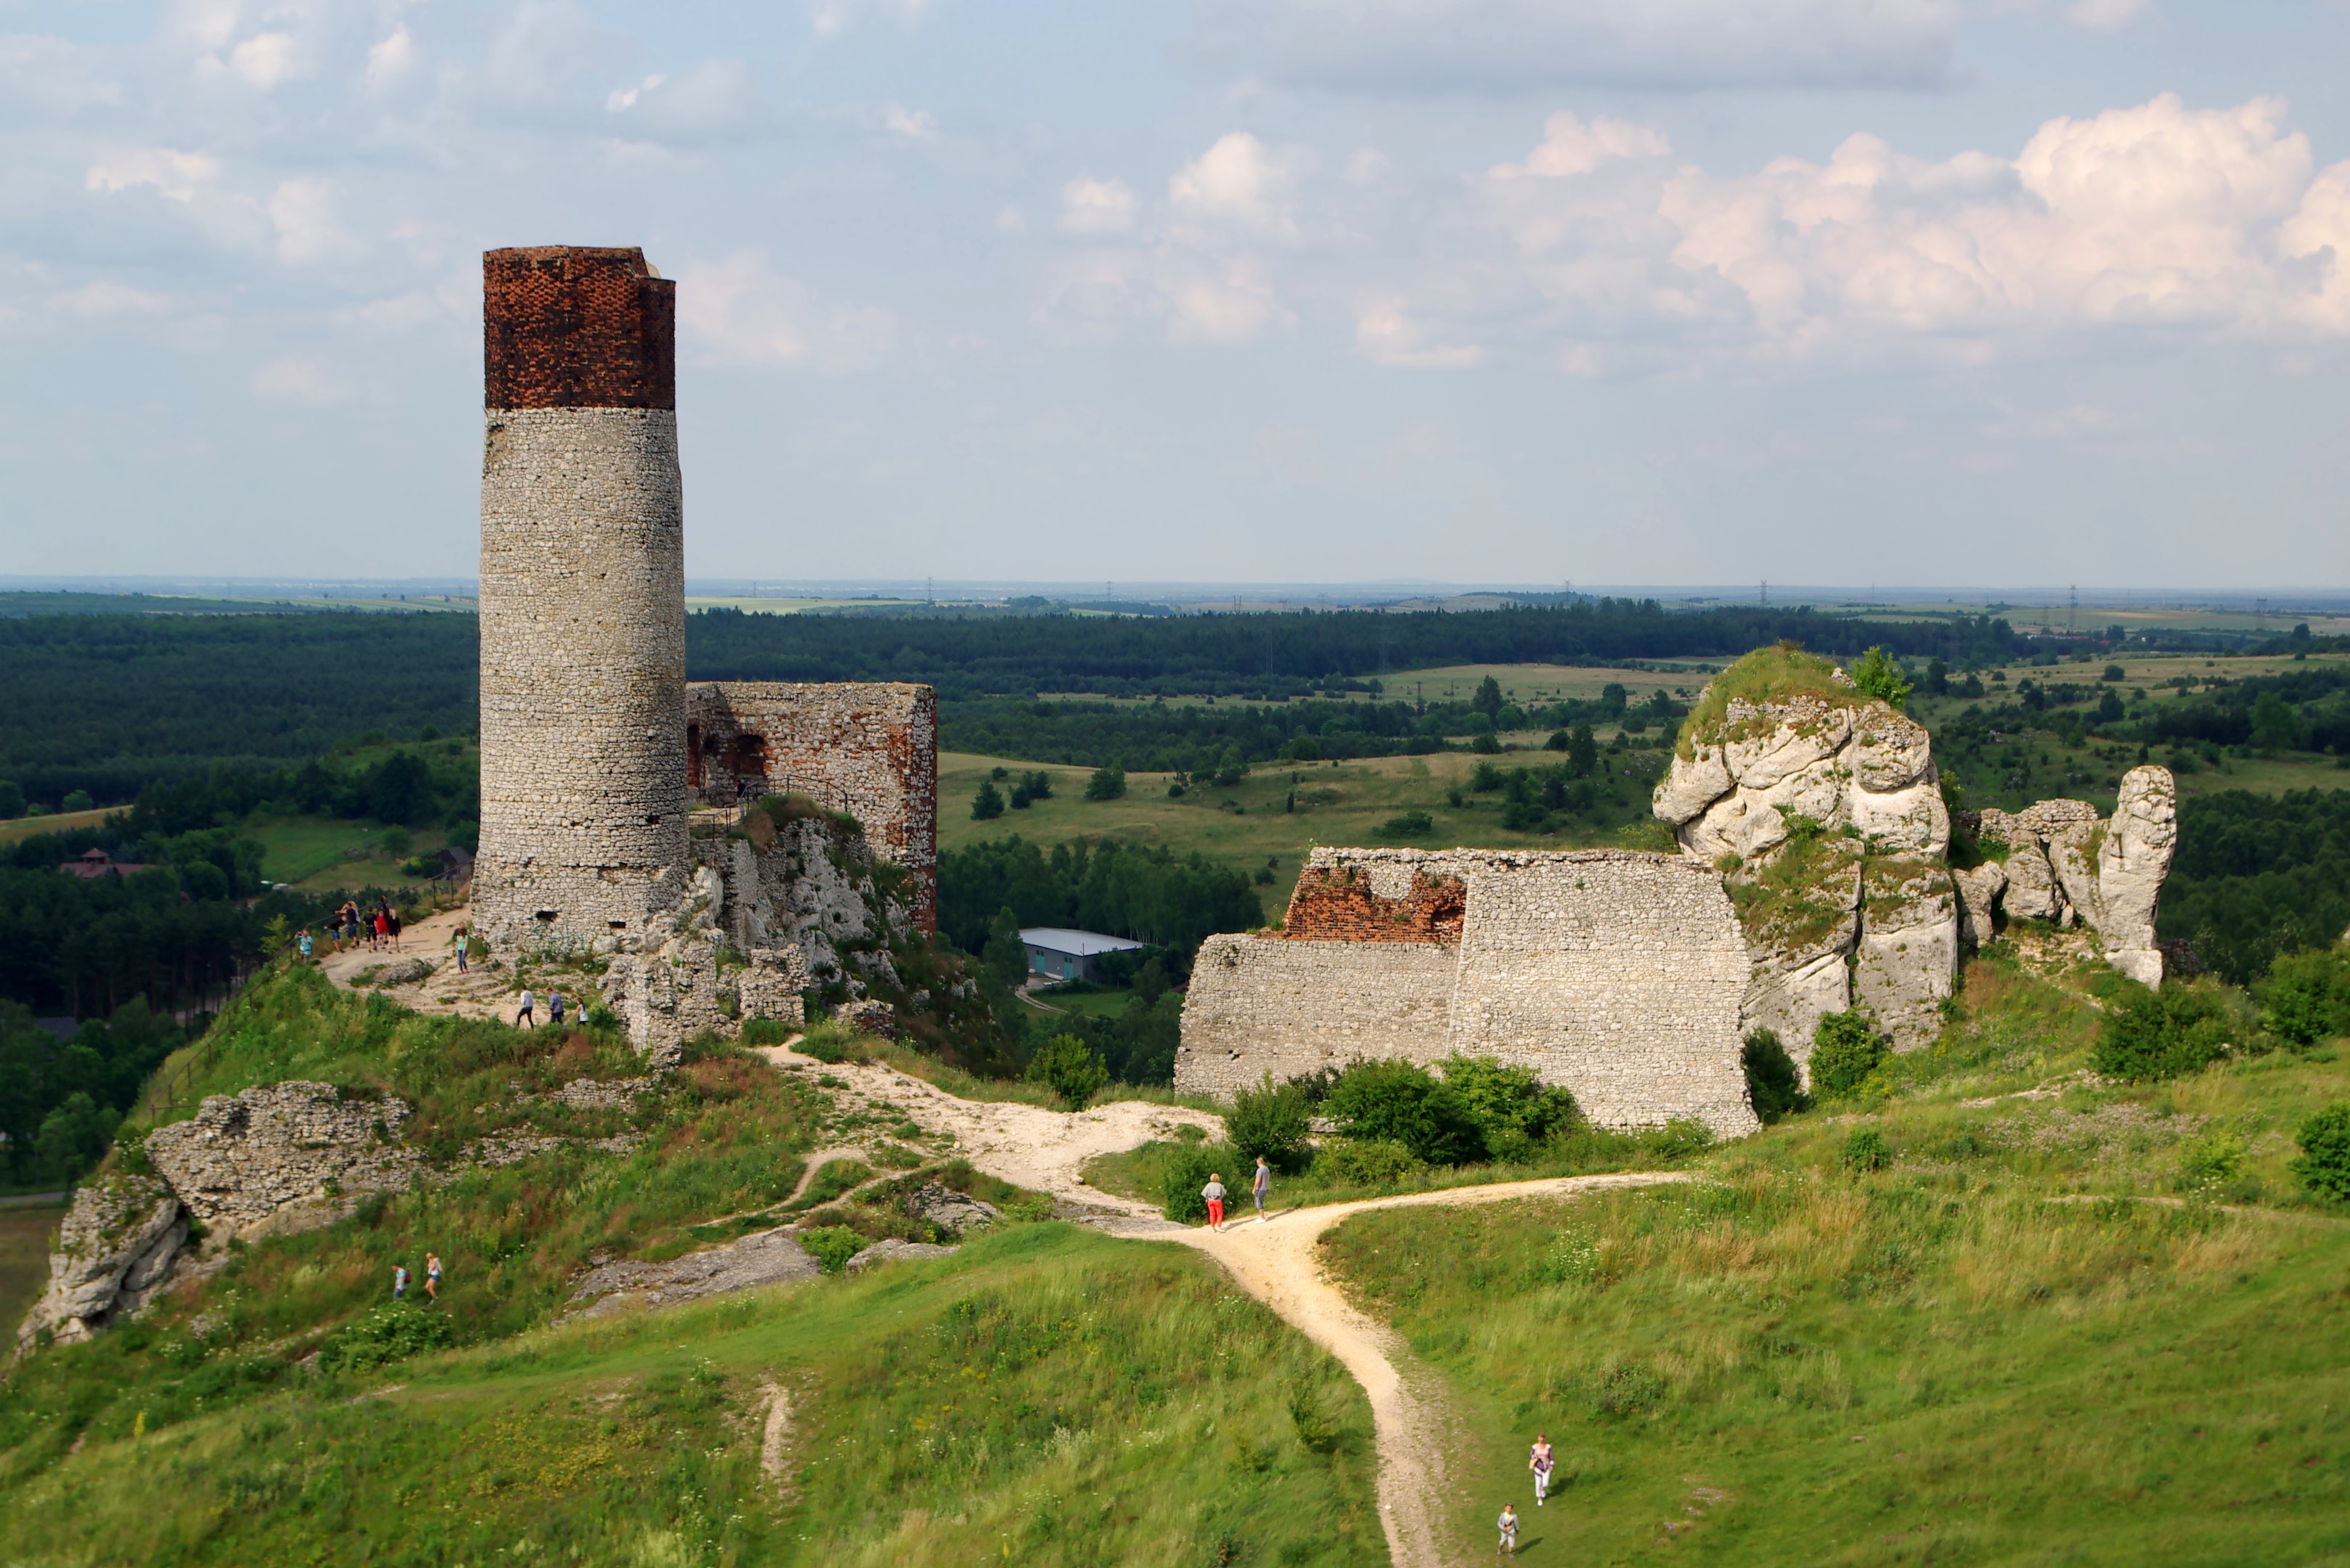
[316,1301,455,1375]
[1741,1029,1808,1123]
[1325,1059,1486,1166]
[1225,1077,1313,1172]
[1851,646,1912,709]
[2094,981,2236,1082]
[1437,1055,1580,1161]
[2256,948,2350,1048]
[1377,810,1435,838]
[1639,1119,1715,1161]
[2291,1102,2350,1204]
[1840,1127,1890,1172]
[1160,1140,1224,1222]
[739,1016,796,1047]
[795,1021,865,1064]
[970,780,1005,820]
[1085,764,1127,801]
[1470,732,1501,755]
[1313,1139,1424,1188]
[800,1225,868,1275]
[1027,1033,1109,1108]
[1809,1012,1890,1099]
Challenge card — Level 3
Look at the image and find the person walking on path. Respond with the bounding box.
[452,923,470,975]
[548,989,566,1029]
[387,906,402,952]
[393,1262,409,1301]
[1497,1503,1519,1558]
[424,1252,441,1303]
[1252,1156,1272,1223]
[373,907,390,952]
[297,928,313,963]
[1530,1434,1554,1506]
[1202,1173,1227,1232]
[515,988,536,1028]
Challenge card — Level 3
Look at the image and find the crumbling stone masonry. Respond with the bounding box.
[686,682,939,929]
[1178,849,1758,1138]
[475,246,688,950]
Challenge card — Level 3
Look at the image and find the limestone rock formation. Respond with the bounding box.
[15,1174,184,1350]
[844,1238,960,1273]
[145,1081,423,1241]
[907,1183,997,1236]
[1655,656,2179,1066]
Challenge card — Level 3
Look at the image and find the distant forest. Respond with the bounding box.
[0,600,2040,807]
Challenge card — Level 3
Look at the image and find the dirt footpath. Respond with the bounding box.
[754,1045,1223,1210]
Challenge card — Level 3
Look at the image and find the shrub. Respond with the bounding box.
[2176,1129,2246,1190]
[2094,982,2236,1082]
[1639,1119,1715,1161]
[1084,764,1127,801]
[1027,1033,1109,1108]
[739,1016,796,1047]
[1225,1077,1314,1172]
[1851,647,1913,709]
[1840,1128,1890,1172]
[316,1301,455,1375]
[2256,948,2350,1048]
[1586,1360,1665,1420]
[1377,810,1435,838]
[800,1225,868,1274]
[796,1020,865,1064]
[1437,1055,1580,1161]
[971,780,1005,820]
[1809,1012,1890,1099]
[1325,1059,1486,1166]
[1160,1141,1223,1222]
[1741,1029,1808,1123]
[2291,1102,2350,1204]
[1313,1139,1424,1188]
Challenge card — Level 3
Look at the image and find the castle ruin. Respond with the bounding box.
[472,246,939,1058]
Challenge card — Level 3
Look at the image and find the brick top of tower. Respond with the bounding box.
[484,246,675,410]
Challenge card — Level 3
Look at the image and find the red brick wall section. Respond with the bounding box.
[1276,867,1466,943]
[484,246,676,410]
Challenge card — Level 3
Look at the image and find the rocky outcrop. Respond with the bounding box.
[565,1225,820,1318]
[845,1237,958,1273]
[1959,766,2177,985]
[906,1183,997,1236]
[15,1175,185,1350]
[144,1081,423,1241]
[1657,660,2179,1067]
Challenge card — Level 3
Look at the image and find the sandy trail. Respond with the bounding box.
[1101,1173,1691,1568]
[754,1045,1221,1210]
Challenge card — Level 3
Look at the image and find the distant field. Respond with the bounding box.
[0,1206,64,1334]
[0,807,112,846]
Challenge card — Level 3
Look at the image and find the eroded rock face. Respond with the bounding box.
[1659,671,2179,1069]
[145,1081,422,1240]
[15,1175,184,1350]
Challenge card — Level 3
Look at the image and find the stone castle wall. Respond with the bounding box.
[685,682,938,929]
[475,247,690,950]
[1177,847,1757,1135]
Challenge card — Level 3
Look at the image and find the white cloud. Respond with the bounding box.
[363,26,417,92]
[2066,0,2149,33]
[87,147,221,203]
[1060,176,1138,235]
[269,178,348,264]
[882,103,937,141]
[807,0,936,37]
[674,249,896,370]
[603,60,759,142]
[1411,93,2350,367]
[251,356,349,404]
[229,30,304,88]
[1169,132,1310,242]
[1164,257,1293,342]
[1200,0,1961,94]
[995,206,1027,235]
[1356,299,1481,367]
[54,282,173,319]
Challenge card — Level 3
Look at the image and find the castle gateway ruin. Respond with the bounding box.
[471,246,939,1056]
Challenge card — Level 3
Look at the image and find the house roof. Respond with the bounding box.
[1020,927,1146,958]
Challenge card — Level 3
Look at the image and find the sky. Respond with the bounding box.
[2,0,2348,587]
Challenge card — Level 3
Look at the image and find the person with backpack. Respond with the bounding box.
[1201,1172,1227,1232]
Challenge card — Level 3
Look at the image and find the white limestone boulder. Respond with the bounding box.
[15,1174,184,1350]
[1721,697,1853,788]
[1851,705,1935,793]
[1653,743,1733,826]
[1849,779,1951,857]
[1853,856,1959,1050]
[1951,861,2007,948]
[2096,767,2177,973]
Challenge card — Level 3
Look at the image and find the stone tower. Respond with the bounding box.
[473,246,688,949]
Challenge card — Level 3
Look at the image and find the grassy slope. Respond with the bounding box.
[0,1225,1383,1568]
[1317,950,2350,1565]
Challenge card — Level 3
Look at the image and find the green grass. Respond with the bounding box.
[1680,646,1854,756]
[1313,953,2350,1564]
[0,1225,1383,1567]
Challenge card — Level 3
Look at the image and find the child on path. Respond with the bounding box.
[393,1263,409,1300]
[1530,1434,1554,1506]
[1497,1503,1519,1558]
[516,989,536,1028]
[1201,1173,1227,1232]
[1252,1156,1271,1223]
[297,929,313,963]
[453,923,469,975]
[425,1252,441,1303]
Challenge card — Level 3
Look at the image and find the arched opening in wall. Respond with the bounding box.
[686,724,703,787]
[727,734,770,803]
